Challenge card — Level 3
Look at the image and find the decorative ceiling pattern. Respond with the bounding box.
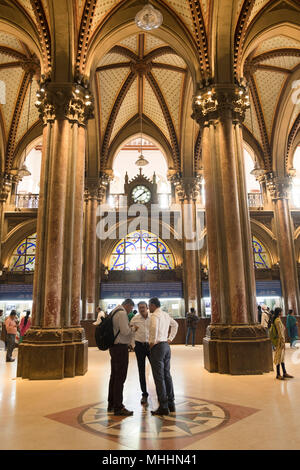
[89,0,120,37]
[0,68,24,136]
[151,68,184,135]
[259,55,300,70]
[97,66,130,136]
[164,0,195,32]
[144,35,168,54]
[254,69,286,138]
[15,78,39,144]
[247,0,270,25]
[144,78,169,139]
[0,26,40,171]
[97,32,186,169]
[110,77,138,143]
[0,0,298,175]
[244,95,263,147]
[256,35,300,54]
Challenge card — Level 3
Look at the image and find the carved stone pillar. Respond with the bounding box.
[267,175,300,315]
[82,175,108,320]
[17,81,93,380]
[173,175,202,314]
[0,173,13,268]
[192,84,273,375]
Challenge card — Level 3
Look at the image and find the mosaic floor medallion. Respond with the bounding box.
[79,398,227,439]
[46,396,259,449]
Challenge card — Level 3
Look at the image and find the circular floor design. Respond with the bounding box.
[78,397,229,439]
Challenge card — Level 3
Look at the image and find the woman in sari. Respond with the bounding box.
[286,309,299,348]
[19,310,31,343]
[272,308,294,380]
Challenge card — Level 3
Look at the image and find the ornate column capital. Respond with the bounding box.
[265,173,292,200]
[0,172,14,203]
[169,173,202,202]
[84,173,112,203]
[35,80,94,126]
[192,82,250,126]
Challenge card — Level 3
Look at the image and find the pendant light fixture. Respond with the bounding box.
[135,114,149,167]
[135,2,163,31]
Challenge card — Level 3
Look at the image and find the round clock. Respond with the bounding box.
[131,185,151,204]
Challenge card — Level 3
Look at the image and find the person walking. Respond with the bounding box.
[93,306,106,326]
[270,307,293,380]
[261,306,270,329]
[257,305,262,324]
[5,310,18,362]
[148,297,178,416]
[286,309,299,348]
[130,301,151,405]
[185,307,199,346]
[107,299,138,416]
[19,310,31,343]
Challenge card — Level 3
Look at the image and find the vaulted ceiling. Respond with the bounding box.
[0,0,299,176]
[96,33,188,171]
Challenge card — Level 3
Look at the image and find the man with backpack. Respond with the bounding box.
[107,299,138,416]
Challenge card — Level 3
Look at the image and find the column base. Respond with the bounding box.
[17,327,88,380]
[203,324,273,375]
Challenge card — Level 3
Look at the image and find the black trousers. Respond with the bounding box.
[134,341,151,396]
[6,334,16,361]
[150,342,175,410]
[108,344,129,411]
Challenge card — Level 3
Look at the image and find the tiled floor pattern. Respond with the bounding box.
[46,397,258,450]
[1,345,300,450]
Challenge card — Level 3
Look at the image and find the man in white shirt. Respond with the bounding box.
[148,297,178,416]
[93,306,106,325]
[131,301,151,405]
[108,299,138,416]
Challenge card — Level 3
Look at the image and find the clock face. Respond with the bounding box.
[131,185,151,204]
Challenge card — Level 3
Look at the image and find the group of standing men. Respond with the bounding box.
[107,297,178,416]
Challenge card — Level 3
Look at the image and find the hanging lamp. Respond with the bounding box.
[135,2,163,31]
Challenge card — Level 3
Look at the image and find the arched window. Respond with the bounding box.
[109,230,175,271]
[9,233,37,272]
[252,236,271,269]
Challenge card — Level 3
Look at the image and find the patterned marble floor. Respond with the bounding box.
[1,345,300,450]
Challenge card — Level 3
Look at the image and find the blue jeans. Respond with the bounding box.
[150,342,174,409]
[186,327,196,346]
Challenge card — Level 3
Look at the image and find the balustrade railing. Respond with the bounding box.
[13,193,39,209]
[248,192,263,208]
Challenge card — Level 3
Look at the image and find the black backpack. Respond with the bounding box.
[95,308,121,351]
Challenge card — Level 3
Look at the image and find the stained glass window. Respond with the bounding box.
[109,230,175,271]
[9,233,37,272]
[252,236,271,269]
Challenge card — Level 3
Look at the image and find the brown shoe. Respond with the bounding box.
[114,408,133,416]
[151,407,169,416]
[283,373,294,379]
[276,375,284,380]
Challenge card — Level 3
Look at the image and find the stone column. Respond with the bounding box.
[0,173,13,267]
[174,175,202,313]
[17,81,93,380]
[82,176,108,320]
[192,84,273,375]
[267,176,300,315]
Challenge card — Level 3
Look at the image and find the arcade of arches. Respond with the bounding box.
[0,2,299,387]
